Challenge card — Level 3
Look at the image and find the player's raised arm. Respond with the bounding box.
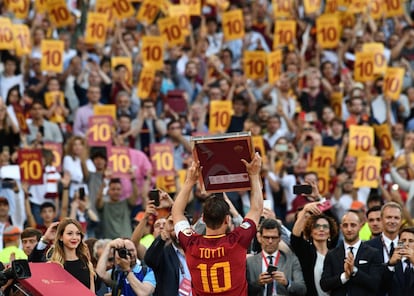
[243,152,263,225]
[172,161,201,225]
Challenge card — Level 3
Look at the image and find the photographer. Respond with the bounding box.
[96,238,155,296]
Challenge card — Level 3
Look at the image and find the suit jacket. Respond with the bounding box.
[365,235,394,296]
[246,250,307,296]
[28,243,49,262]
[320,242,383,296]
[388,261,414,296]
[144,236,182,296]
[365,236,383,254]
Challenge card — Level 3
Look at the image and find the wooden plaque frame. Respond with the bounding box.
[191,132,253,193]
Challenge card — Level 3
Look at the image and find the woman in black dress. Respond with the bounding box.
[49,218,95,292]
[291,202,339,296]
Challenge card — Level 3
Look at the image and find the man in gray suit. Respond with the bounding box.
[246,219,306,296]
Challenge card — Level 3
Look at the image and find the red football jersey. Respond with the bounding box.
[178,218,256,296]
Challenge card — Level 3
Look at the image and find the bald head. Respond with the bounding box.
[341,211,362,245]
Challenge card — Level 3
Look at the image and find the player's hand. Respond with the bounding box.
[185,161,201,185]
[242,152,262,176]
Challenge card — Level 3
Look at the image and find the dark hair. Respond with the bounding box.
[331,117,344,126]
[90,149,107,161]
[3,55,20,74]
[320,61,333,74]
[205,16,218,24]
[367,193,384,207]
[268,114,281,122]
[167,119,181,130]
[366,205,382,218]
[114,64,127,71]
[117,112,132,121]
[40,201,56,212]
[202,195,230,230]
[222,48,234,61]
[100,56,111,68]
[47,76,61,88]
[259,218,281,235]
[399,226,414,237]
[232,94,248,106]
[109,178,122,185]
[31,100,45,109]
[24,89,38,101]
[5,85,21,105]
[303,214,338,245]
[21,227,42,241]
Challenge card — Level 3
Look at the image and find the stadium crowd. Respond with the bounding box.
[0,0,413,295]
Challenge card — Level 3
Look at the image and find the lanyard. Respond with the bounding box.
[176,249,186,275]
[380,236,394,260]
[262,251,281,267]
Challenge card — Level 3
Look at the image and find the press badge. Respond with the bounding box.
[178,278,192,296]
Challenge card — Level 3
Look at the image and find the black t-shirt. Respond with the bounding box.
[226,113,248,133]
[64,259,90,289]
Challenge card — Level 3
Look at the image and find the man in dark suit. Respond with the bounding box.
[246,218,306,296]
[365,202,403,296]
[28,222,59,262]
[320,211,383,296]
[144,215,190,296]
[386,227,414,296]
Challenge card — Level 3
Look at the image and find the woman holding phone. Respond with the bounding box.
[291,202,338,296]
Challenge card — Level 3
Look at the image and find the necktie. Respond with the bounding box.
[267,256,274,296]
[404,259,411,290]
[348,246,354,256]
[389,242,395,258]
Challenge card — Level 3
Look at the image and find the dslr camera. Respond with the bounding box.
[116,248,131,259]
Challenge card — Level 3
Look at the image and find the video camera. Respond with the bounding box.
[0,260,31,286]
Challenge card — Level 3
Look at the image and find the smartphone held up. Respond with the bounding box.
[149,189,160,207]
[293,184,312,195]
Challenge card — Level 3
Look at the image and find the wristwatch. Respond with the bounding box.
[40,236,49,245]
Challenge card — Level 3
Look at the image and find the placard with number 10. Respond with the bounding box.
[18,149,43,184]
[150,143,174,176]
[348,125,374,157]
[222,9,244,41]
[108,146,131,178]
[41,40,64,73]
[88,115,113,147]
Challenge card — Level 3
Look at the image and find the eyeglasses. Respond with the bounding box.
[262,236,280,241]
[313,224,330,230]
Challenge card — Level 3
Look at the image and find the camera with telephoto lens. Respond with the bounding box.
[0,260,31,286]
[116,248,131,259]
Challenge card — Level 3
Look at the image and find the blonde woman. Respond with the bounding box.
[49,218,95,292]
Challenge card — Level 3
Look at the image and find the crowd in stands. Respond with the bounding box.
[0,0,413,295]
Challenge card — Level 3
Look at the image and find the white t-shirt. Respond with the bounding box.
[0,74,24,101]
[63,156,96,197]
